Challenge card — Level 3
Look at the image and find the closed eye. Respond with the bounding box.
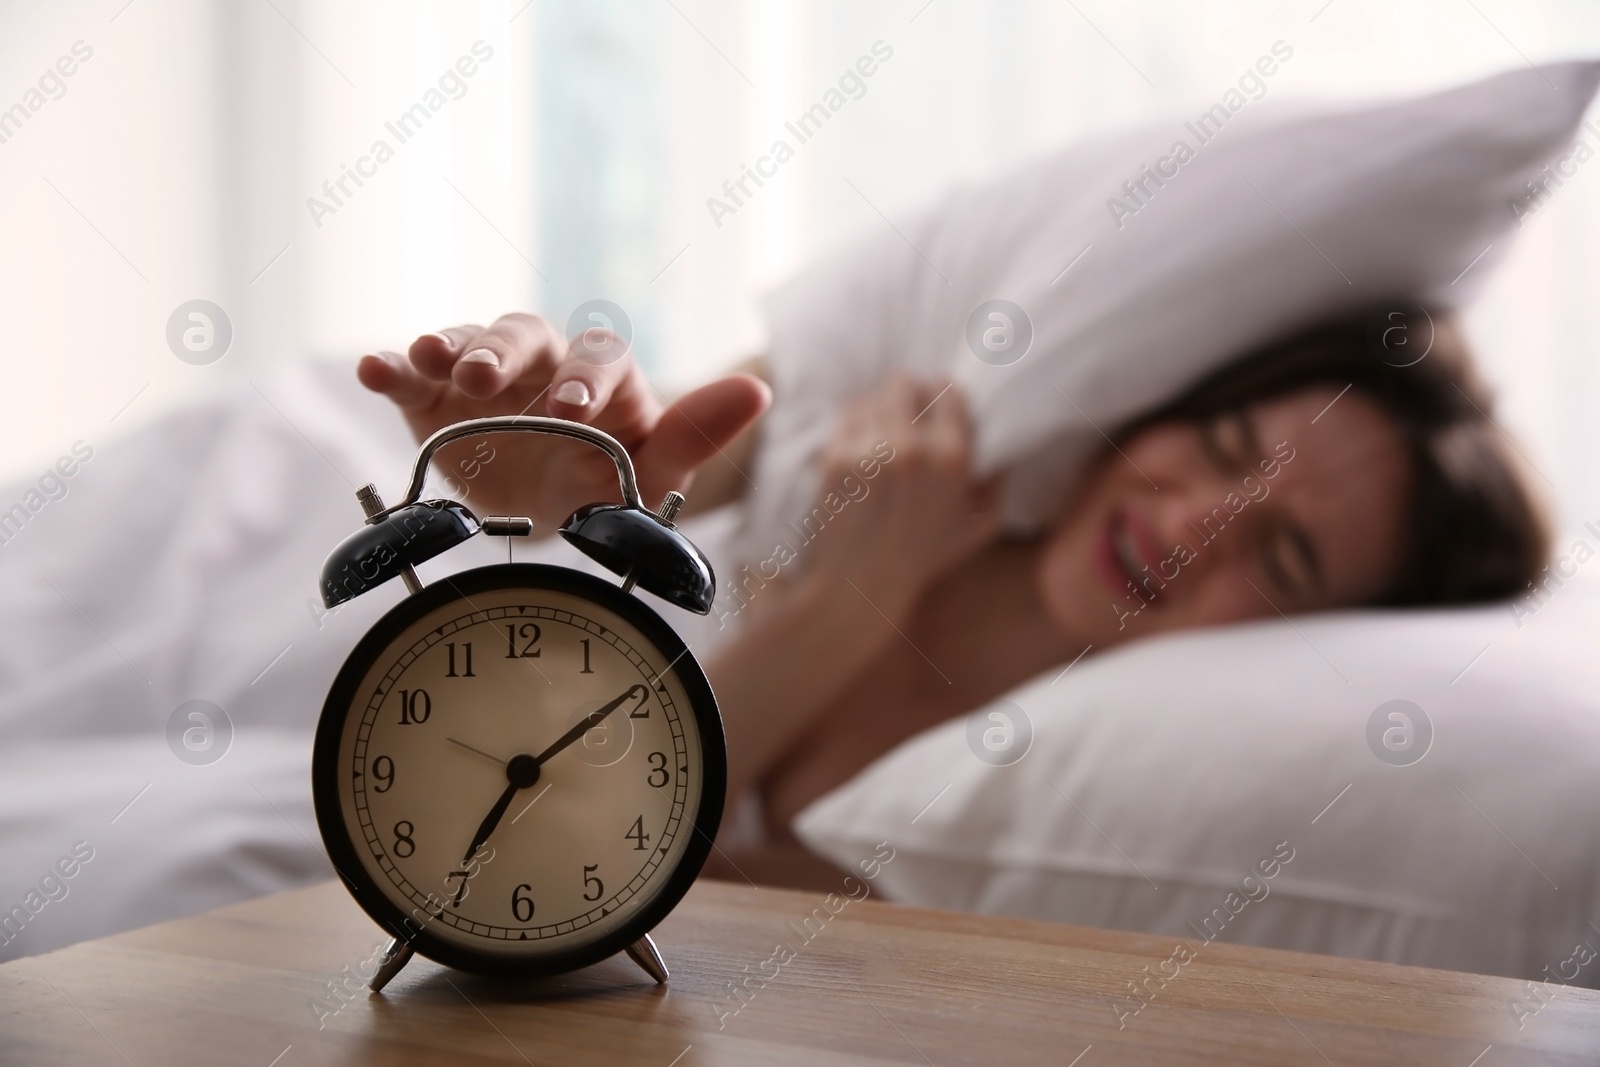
[1261,523,1323,601]
[1202,411,1257,471]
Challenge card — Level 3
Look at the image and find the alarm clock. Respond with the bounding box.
[311,415,726,991]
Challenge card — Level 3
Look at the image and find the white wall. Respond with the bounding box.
[3,0,1599,528]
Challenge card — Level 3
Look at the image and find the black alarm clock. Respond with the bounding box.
[311,416,726,991]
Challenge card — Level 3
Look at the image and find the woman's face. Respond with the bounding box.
[1037,385,1413,645]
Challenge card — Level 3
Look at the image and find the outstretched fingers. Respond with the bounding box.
[444,314,568,401]
[545,329,659,430]
[357,351,446,412]
[407,326,484,379]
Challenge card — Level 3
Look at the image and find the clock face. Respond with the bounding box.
[313,564,724,977]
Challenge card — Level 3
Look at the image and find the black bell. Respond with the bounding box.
[560,503,716,614]
[320,499,480,607]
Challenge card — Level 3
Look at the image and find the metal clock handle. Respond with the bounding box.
[365,415,645,525]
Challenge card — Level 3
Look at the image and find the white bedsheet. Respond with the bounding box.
[0,359,402,959]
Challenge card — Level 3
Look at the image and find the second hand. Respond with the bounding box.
[448,736,507,766]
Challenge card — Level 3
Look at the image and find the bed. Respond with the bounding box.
[3,59,1598,986]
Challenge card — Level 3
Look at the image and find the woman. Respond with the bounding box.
[357,306,1547,869]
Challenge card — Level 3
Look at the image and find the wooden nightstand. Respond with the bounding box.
[1,878,1595,1065]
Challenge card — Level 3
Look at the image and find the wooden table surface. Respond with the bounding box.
[1,877,1597,1066]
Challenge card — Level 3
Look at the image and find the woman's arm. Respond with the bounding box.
[712,575,902,804]
[707,373,1000,804]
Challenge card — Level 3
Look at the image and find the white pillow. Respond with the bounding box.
[796,573,1600,984]
[729,59,1600,569]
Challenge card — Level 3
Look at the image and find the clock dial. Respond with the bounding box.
[327,577,709,962]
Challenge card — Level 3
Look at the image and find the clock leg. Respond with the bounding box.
[368,937,415,993]
[624,933,669,984]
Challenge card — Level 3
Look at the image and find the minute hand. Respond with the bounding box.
[535,684,648,764]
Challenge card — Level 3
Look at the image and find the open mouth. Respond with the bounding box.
[1098,508,1142,596]
[1113,516,1144,587]
[1098,506,1162,606]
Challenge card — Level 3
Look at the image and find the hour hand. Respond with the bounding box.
[534,685,648,765]
[448,685,644,892]
[457,753,541,866]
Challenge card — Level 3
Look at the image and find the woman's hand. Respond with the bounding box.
[798,374,1000,626]
[357,312,769,523]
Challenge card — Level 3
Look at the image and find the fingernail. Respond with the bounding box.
[459,348,500,368]
[425,332,456,351]
[377,351,401,367]
[553,380,592,407]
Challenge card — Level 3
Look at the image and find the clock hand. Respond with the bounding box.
[448,736,507,766]
[447,687,639,867]
[533,684,649,765]
[446,686,646,907]
[454,751,541,876]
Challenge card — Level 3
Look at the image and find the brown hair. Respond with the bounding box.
[1128,306,1550,606]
